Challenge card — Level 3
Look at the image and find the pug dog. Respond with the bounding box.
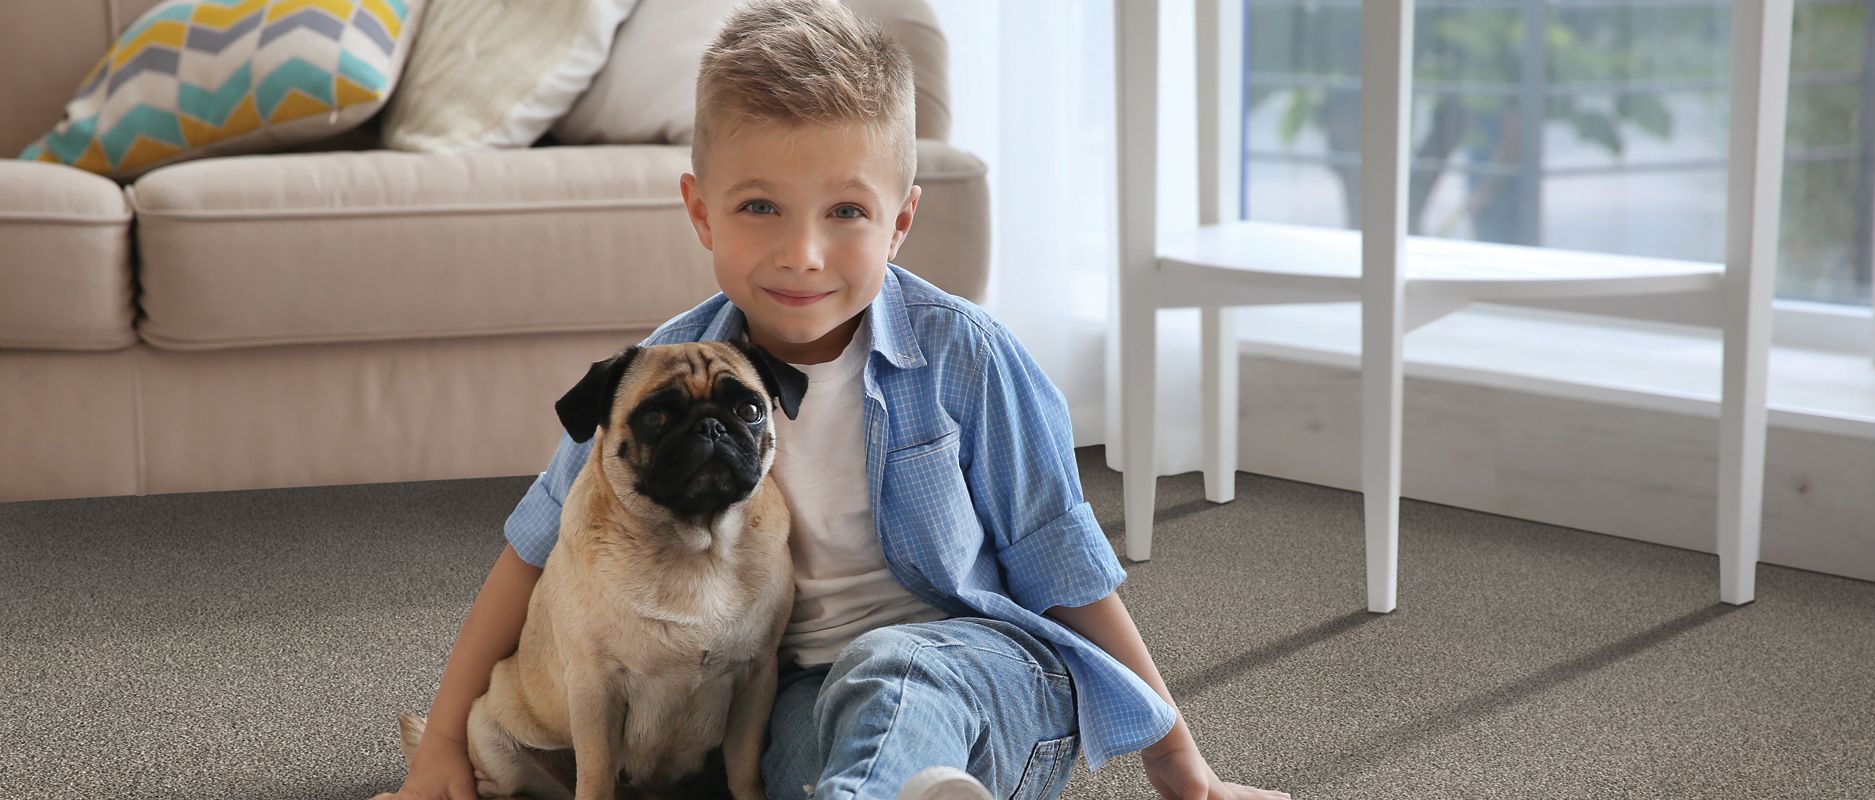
[398,340,807,800]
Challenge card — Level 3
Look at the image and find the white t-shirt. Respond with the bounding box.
[772,319,950,668]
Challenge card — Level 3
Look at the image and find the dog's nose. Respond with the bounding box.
[695,417,727,441]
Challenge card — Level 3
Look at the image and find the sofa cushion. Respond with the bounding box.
[128,144,711,350]
[0,162,136,351]
[0,1,115,159]
[551,0,739,147]
[126,140,988,351]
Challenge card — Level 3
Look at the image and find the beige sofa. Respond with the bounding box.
[0,0,989,502]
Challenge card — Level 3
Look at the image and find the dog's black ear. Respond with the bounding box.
[737,341,808,421]
[555,346,640,443]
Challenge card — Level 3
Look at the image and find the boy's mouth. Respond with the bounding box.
[765,288,834,307]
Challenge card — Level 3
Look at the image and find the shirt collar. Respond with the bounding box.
[697,264,927,370]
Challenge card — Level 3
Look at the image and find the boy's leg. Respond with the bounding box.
[765,663,835,800]
[810,618,1081,800]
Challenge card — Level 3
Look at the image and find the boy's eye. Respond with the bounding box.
[831,204,866,220]
[740,199,778,215]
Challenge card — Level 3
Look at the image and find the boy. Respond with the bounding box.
[374,2,1290,799]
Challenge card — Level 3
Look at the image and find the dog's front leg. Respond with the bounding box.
[565,666,627,800]
[721,653,778,800]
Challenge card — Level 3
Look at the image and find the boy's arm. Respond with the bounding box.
[1047,593,1292,800]
[451,427,596,734]
[436,430,592,738]
[1042,592,1193,759]
[424,543,542,745]
[959,322,1127,615]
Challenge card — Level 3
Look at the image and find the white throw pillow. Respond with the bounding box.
[551,0,741,146]
[383,0,639,151]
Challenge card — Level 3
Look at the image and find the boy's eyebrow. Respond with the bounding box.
[724,177,879,197]
[826,177,876,194]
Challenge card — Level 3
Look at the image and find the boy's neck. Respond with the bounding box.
[750,314,865,366]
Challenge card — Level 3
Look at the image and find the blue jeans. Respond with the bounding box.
[760,617,1081,800]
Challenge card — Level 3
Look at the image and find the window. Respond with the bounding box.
[1242,0,1874,307]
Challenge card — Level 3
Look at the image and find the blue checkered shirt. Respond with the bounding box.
[502,264,1177,771]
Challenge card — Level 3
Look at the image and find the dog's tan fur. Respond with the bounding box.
[399,342,794,800]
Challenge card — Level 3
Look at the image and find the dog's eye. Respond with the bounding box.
[641,410,668,428]
[735,402,763,423]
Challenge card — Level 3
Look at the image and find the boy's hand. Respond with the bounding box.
[1142,739,1293,800]
[367,733,479,800]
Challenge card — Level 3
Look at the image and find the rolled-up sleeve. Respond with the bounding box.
[502,432,591,568]
[961,321,1127,615]
[996,502,1127,615]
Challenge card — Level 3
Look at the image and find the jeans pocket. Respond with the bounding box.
[1009,734,1079,800]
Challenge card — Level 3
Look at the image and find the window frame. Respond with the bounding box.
[1225,0,1875,356]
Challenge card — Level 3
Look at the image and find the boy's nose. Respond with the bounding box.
[776,225,825,272]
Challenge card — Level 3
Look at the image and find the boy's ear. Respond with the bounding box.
[555,346,640,443]
[679,172,714,251]
[887,184,921,261]
[737,341,808,421]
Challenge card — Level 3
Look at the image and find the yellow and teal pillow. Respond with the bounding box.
[20,0,426,180]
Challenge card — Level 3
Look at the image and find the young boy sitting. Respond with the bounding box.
[373,1,1291,798]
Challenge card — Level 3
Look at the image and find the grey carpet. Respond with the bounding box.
[3,447,1871,800]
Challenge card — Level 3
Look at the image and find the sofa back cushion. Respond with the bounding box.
[3,0,953,159]
[554,0,951,148]
[380,0,638,152]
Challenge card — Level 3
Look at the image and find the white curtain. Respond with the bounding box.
[928,0,1208,477]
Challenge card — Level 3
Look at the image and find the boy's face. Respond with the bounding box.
[680,120,920,365]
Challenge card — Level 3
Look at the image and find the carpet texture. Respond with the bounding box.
[3,447,1870,799]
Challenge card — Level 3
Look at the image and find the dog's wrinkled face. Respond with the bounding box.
[556,341,807,520]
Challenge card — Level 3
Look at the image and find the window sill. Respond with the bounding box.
[1230,302,1875,442]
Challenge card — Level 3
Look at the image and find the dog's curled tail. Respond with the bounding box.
[396,711,511,797]
[396,712,427,767]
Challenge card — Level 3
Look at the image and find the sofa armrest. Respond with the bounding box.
[899,140,988,301]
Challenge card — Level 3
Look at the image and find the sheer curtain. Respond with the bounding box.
[928,0,1208,476]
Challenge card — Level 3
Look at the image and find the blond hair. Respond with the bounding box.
[694,0,917,192]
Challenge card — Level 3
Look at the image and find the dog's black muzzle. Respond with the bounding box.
[637,412,765,519]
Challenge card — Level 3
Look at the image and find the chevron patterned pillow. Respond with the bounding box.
[18,0,426,181]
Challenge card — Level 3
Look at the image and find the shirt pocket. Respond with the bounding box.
[879,426,984,557]
[885,424,961,464]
